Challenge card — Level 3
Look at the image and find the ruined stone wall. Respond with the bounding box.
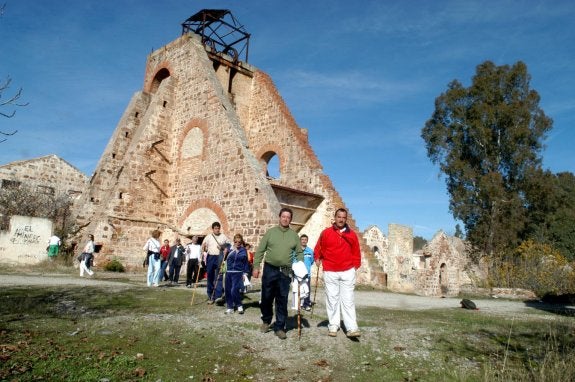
[0,155,88,198]
[381,223,475,295]
[385,224,416,291]
[415,232,471,297]
[71,33,383,282]
[73,35,323,269]
[363,225,389,272]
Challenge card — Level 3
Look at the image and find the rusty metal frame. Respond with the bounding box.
[181,9,250,63]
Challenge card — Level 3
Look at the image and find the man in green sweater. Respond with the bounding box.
[252,207,303,340]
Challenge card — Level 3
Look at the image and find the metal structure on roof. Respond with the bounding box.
[181,9,250,63]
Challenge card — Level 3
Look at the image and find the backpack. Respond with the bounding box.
[460,299,478,310]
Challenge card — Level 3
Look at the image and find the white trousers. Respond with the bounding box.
[324,268,358,333]
[80,260,94,277]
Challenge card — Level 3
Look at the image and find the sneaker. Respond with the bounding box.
[346,330,361,338]
[260,323,270,333]
[237,306,244,314]
[215,297,225,306]
[207,300,215,305]
[225,308,233,314]
[304,306,312,311]
[328,330,338,337]
[275,330,287,340]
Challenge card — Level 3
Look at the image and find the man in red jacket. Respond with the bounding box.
[314,208,361,338]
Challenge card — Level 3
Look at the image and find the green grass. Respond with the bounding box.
[1,273,574,381]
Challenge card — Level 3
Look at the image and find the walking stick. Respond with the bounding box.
[297,278,301,340]
[311,263,320,318]
[210,253,226,305]
[190,261,202,306]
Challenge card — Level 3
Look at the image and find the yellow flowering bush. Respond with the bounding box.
[488,240,575,297]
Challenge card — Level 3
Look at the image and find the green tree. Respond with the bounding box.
[524,170,575,260]
[413,236,427,251]
[421,61,553,256]
[454,224,464,239]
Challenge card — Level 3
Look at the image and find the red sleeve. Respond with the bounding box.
[314,231,324,262]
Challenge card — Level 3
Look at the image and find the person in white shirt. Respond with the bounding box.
[47,235,61,259]
[185,235,202,287]
[79,234,95,277]
[201,222,230,304]
[143,230,162,287]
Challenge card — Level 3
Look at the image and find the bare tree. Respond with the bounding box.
[1,4,28,142]
[0,182,76,238]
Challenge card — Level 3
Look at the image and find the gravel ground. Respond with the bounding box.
[0,272,561,316]
[2,270,572,381]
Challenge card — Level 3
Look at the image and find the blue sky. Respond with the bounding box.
[1,1,574,239]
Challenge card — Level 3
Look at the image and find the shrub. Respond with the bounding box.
[104,259,125,273]
[488,240,575,297]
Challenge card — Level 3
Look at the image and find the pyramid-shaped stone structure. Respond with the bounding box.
[74,28,383,284]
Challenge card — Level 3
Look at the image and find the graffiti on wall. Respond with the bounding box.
[10,225,41,245]
[0,215,53,265]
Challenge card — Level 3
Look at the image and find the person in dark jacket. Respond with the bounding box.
[224,234,251,314]
[168,238,185,285]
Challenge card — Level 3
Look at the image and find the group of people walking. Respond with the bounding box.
[97,206,362,341]
[145,207,362,340]
[143,232,204,288]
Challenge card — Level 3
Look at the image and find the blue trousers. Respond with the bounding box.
[206,254,224,300]
[225,271,244,309]
[260,263,291,332]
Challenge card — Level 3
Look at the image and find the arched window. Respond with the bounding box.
[181,127,203,159]
[150,68,170,94]
[261,151,280,179]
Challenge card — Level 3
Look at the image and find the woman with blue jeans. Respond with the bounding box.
[143,229,162,287]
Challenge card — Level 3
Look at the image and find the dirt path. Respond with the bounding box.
[0,272,558,317]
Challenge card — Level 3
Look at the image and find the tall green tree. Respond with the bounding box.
[421,61,552,256]
[523,169,575,260]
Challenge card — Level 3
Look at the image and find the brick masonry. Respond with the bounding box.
[72,33,382,283]
[0,154,88,198]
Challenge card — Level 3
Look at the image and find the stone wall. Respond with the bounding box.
[0,215,53,264]
[73,33,381,282]
[0,154,88,198]
[363,225,389,270]
[372,223,476,295]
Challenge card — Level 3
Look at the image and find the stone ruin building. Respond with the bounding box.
[363,224,475,296]
[0,155,88,264]
[0,154,88,202]
[69,9,384,283]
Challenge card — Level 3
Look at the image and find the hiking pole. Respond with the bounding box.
[311,263,321,318]
[209,253,226,305]
[190,260,202,306]
[297,277,301,340]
